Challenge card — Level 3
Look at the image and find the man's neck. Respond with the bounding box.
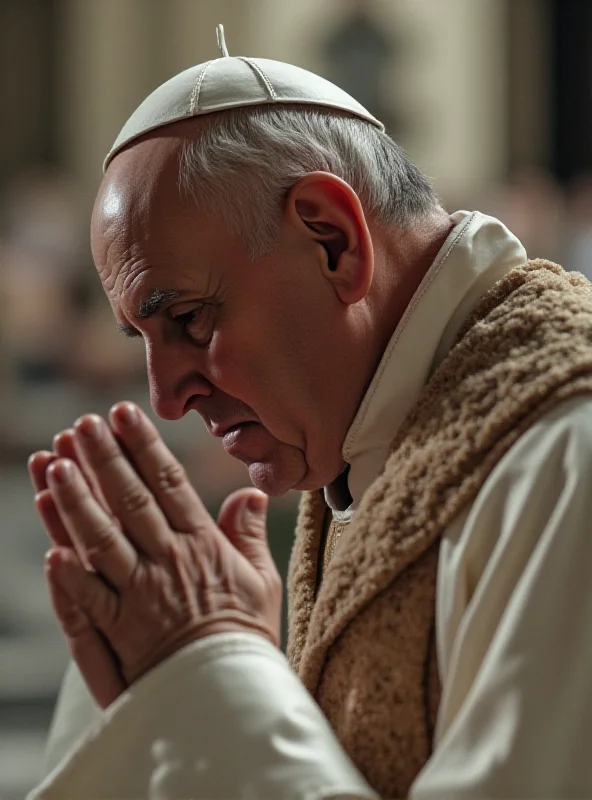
[370,210,456,361]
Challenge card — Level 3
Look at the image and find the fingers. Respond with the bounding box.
[46,458,138,587]
[29,429,118,514]
[72,413,174,557]
[46,548,126,708]
[29,451,74,548]
[28,432,90,493]
[54,429,112,515]
[34,489,73,548]
[28,450,57,493]
[217,489,275,575]
[218,489,283,645]
[30,431,108,551]
[108,403,211,535]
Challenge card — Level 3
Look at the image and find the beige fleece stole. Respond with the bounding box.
[287,261,592,798]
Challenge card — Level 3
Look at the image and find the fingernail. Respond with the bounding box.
[53,429,73,451]
[49,460,75,485]
[117,402,138,427]
[247,492,267,514]
[77,415,103,441]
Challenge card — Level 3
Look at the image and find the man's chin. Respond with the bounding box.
[247,461,306,497]
[222,426,308,496]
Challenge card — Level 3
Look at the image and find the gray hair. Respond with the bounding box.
[178,105,439,257]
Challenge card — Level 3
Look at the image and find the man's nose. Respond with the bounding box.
[146,344,213,421]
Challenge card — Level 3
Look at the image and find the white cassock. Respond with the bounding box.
[29,211,592,799]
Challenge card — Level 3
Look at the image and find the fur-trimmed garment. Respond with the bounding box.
[287,261,592,798]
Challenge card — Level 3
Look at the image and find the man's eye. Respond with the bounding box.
[175,309,200,327]
[172,304,214,345]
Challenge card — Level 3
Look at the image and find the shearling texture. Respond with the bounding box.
[287,261,592,798]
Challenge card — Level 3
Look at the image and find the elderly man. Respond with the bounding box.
[27,27,592,800]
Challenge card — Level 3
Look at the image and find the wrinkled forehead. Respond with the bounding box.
[90,135,191,276]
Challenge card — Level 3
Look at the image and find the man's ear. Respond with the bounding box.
[285,172,374,305]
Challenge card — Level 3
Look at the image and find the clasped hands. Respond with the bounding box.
[28,402,282,709]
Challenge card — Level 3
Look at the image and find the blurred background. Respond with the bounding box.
[0,0,591,795]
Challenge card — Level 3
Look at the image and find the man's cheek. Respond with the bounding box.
[207,333,251,377]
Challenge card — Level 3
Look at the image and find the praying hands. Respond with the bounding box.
[27,402,282,709]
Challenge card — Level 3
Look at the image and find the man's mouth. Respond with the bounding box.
[210,420,253,438]
[220,422,259,454]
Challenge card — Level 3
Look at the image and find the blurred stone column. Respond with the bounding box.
[165,0,252,74]
[388,0,508,201]
[507,0,551,172]
[0,0,57,183]
[55,0,157,200]
[55,0,252,204]
[247,0,509,202]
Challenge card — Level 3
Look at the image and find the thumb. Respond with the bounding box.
[217,489,272,572]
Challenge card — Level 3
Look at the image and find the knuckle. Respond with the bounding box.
[90,443,120,469]
[187,528,215,562]
[132,429,160,459]
[76,577,100,611]
[156,462,187,493]
[165,536,186,566]
[76,579,117,627]
[117,486,152,516]
[86,524,119,564]
[59,605,88,637]
[94,585,118,624]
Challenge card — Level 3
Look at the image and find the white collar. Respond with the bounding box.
[325,210,528,517]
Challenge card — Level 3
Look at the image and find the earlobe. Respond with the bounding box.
[328,248,373,305]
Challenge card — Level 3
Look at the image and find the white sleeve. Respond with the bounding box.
[29,633,376,800]
[42,659,102,775]
[412,395,592,798]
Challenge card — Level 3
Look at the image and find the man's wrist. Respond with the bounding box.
[125,612,280,684]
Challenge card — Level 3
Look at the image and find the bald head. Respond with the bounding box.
[95,120,193,223]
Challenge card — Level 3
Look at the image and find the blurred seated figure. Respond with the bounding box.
[0,167,146,391]
[66,300,146,391]
[0,168,86,384]
[477,167,565,263]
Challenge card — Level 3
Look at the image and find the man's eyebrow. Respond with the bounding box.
[135,288,181,320]
[115,288,183,338]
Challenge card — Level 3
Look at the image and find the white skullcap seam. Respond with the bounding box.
[190,61,213,115]
[237,58,278,101]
